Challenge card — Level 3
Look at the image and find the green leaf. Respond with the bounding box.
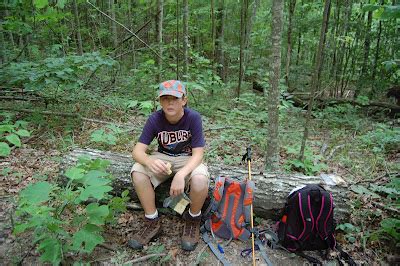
[34,0,49,9]
[56,0,67,8]
[84,173,111,187]
[6,133,21,147]
[0,142,11,157]
[86,203,109,225]
[380,5,400,19]
[20,181,53,204]
[380,218,400,241]
[79,185,113,201]
[106,124,123,134]
[65,167,85,180]
[38,238,62,264]
[0,125,14,133]
[362,4,380,12]
[71,224,104,253]
[16,129,31,137]
[350,185,380,198]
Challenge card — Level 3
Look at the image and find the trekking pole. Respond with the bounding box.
[245,147,256,266]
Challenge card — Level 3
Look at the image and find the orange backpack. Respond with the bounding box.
[204,176,255,241]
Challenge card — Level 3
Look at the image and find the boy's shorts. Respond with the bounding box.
[130,152,210,188]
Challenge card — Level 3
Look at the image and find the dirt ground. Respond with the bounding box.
[0,147,382,265]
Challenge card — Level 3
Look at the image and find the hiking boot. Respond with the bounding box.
[181,211,201,251]
[128,217,162,250]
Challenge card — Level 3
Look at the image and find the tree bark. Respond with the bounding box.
[62,148,351,222]
[176,0,180,80]
[110,0,118,48]
[265,0,284,171]
[72,0,83,55]
[354,10,372,99]
[183,0,189,81]
[216,0,226,82]
[285,0,296,88]
[157,0,164,83]
[237,0,249,98]
[299,0,331,161]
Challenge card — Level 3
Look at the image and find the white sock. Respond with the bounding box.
[145,210,158,219]
[189,209,201,217]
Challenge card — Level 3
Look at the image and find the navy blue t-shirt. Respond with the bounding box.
[138,107,205,156]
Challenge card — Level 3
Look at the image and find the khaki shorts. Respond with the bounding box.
[130,152,210,188]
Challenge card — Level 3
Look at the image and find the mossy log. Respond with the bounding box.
[62,148,351,222]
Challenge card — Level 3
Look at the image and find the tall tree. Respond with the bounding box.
[110,0,118,48]
[72,0,83,55]
[285,0,296,88]
[216,0,226,82]
[211,0,216,95]
[156,0,164,82]
[176,0,180,80]
[354,10,373,99]
[237,0,249,98]
[299,0,331,162]
[183,0,189,80]
[266,0,284,171]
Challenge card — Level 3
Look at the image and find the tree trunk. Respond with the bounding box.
[237,0,249,98]
[371,1,383,83]
[176,0,180,80]
[110,0,118,48]
[334,0,351,97]
[62,148,351,222]
[210,0,216,95]
[299,0,331,161]
[354,10,372,99]
[243,0,259,68]
[285,0,296,88]
[295,31,301,66]
[265,0,284,171]
[183,0,189,81]
[157,0,164,83]
[216,0,226,82]
[72,0,83,55]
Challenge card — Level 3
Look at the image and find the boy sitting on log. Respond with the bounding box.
[128,80,209,251]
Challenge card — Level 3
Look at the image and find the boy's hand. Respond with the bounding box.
[146,159,170,175]
[170,172,185,196]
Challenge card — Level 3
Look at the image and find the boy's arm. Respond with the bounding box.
[170,147,204,196]
[132,142,169,175]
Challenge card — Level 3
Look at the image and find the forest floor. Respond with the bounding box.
[1,146,394,265]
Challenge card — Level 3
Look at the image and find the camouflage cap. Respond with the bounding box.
[158,80,186,98]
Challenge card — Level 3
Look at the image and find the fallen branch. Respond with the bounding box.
[98,243,117,252]
[371,201,400,215]
[124,253,167,264]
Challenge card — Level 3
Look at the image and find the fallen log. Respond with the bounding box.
[62,148,351,222]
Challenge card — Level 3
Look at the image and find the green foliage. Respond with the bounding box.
[0,53,115,101]
[0,115,31,157]
[284,145,328,175]
[336,223,360,244]
[358,123,400,154]
[13,157,129,264]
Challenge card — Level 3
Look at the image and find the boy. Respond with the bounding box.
[128,80,209,251]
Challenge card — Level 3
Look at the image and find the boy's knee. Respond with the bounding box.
[131,171,150,185]
[190,175,208,191]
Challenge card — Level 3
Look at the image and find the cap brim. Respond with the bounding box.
[158,91,184,98]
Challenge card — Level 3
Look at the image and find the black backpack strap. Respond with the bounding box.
[336,244,357,266]
[298,191,314,243]
[316,191,336,249]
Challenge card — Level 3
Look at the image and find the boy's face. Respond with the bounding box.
[159,95,187,118]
